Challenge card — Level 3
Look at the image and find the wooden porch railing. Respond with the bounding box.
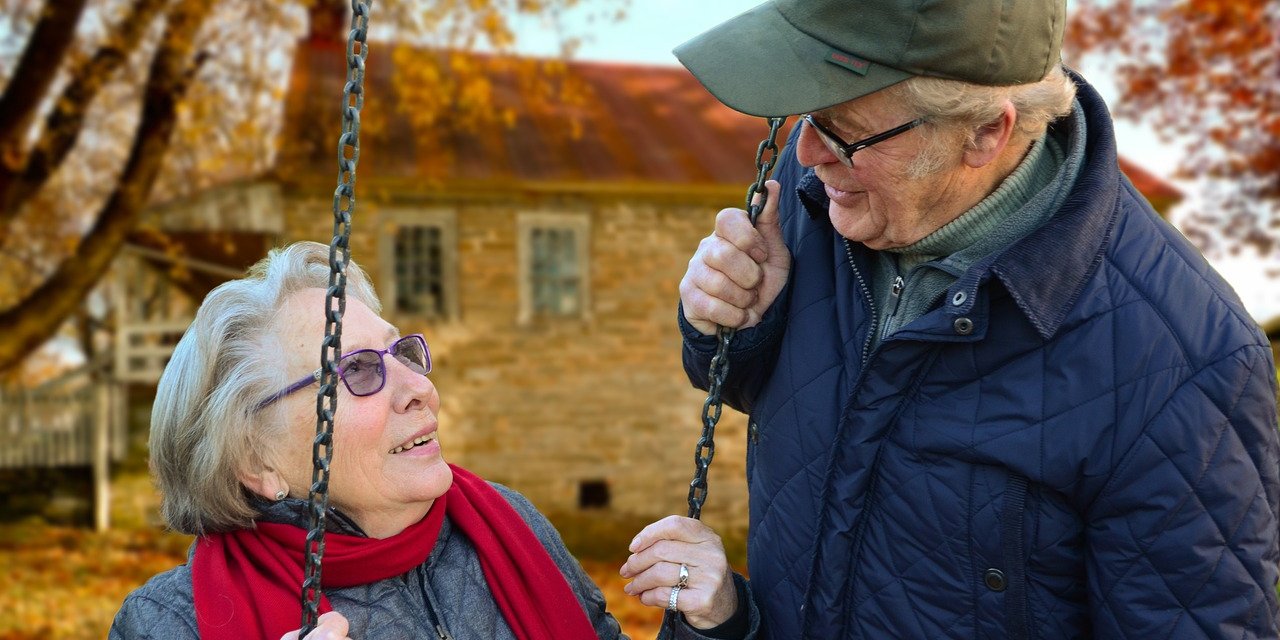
[0,366,127,530]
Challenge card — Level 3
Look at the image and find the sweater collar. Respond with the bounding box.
[893,131,1061,265]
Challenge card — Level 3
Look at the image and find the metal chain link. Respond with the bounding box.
[687,116,783,520]
[300,1,370,636]
[657,116,785,640]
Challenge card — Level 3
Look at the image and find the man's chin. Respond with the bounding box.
[828,204,871,242]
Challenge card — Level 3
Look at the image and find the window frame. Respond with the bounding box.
[379,208,459,321]
[516,212,592,324]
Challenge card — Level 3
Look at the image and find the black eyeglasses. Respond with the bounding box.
[257,334,431,410]
[803,114,925,168]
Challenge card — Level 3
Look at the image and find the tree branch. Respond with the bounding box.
[0,0,90,168]
[0,0,215,372]
[0,0,170,222]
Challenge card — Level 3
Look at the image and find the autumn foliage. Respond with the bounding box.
[1066,0,1280,253]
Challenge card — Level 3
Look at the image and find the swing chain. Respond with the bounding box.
[300,1,371,636]
[660,117,784,640]
[685,116,784,520]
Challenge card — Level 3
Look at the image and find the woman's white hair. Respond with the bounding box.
[888,64,1078,177]
[149,241,380,535]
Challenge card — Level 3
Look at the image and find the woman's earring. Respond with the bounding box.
[275,489,287,501]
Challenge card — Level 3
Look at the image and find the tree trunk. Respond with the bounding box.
[0,0,90,167]
[0,0,170,222]
[0,0,215,373]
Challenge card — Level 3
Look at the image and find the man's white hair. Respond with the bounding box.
[889,64,1078,178]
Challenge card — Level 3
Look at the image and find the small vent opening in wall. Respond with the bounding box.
[578,480,610,509]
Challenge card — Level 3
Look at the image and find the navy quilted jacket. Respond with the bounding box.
[681,74,1280,639]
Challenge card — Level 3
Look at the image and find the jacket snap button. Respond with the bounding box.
[953,317,974,335]
[984,568,1006,592]
[951,291,967,306]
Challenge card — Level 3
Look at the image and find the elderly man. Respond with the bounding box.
[674,0,1280,638]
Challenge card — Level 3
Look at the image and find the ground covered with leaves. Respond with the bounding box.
[0,473,193,639]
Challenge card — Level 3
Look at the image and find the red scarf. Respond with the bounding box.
[192,465,596,640]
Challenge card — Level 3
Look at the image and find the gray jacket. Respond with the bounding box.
[110,483,758,639]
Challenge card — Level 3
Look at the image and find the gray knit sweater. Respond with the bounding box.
[109,483,758,639]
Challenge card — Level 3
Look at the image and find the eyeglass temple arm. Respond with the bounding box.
[851,118,927,152]
[257,369,324,410]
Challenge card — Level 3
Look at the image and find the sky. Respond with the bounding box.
[510,1,1280,323]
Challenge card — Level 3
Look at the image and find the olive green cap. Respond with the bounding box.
[674,0,1066,117]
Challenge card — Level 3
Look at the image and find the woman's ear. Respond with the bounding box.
[238,455,289,501]
[963,100,1018,169]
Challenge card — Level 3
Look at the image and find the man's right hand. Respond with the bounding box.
[679,179,791,336]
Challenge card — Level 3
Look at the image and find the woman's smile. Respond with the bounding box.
[388,434,440,456]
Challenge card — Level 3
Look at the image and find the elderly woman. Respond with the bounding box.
[110,242,757,640]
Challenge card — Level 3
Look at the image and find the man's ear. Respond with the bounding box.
[963,100,1018,169]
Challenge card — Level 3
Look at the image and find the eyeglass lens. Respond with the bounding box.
[339,335,430,396]
[805,116,852,166]
[816,130,848,164]
[392,336,430,374]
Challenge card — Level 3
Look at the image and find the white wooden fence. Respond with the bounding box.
[0,366,127,530]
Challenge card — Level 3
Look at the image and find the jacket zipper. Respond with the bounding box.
[882,275,904,341]
[844,238,879,364]
[804,238,881,636]
[418,564,455,640]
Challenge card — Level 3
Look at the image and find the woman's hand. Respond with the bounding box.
[619,515,738,629]
[279,611,352,640]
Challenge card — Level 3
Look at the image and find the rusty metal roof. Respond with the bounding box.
[276,41,1180,206]
[277,44,795,191]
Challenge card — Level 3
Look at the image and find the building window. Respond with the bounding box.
[394,226,444,315]
[518,213,590,323]
[531,227,580,315]
[380,209,457,320]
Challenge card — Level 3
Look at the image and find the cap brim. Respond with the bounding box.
[673,2,913,117]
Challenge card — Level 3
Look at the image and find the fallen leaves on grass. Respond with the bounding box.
[0,519,193,639]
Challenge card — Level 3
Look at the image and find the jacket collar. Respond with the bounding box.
[797,70,1121,341]
[984,71,1119,340]
[251,493,368,536]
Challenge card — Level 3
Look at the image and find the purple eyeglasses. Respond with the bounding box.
[257,334,431,410]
